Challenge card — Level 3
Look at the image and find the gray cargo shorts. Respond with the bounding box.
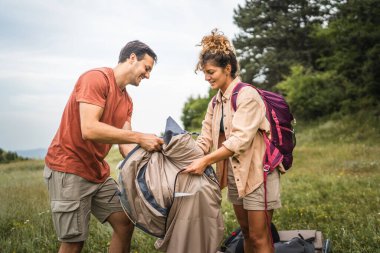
[43,165,124,242]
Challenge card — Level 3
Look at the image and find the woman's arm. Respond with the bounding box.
[184,87,267,175]
[223,87,266,156]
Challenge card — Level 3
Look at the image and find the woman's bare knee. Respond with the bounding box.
[247,229,273,252]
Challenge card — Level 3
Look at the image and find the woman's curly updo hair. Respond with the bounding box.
[195,29,239,78]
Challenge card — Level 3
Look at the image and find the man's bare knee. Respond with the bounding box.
[115,218,134,235]
[59,241,84,253]
[107,212,134,234]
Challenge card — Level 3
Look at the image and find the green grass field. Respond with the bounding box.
[1,112,379,253]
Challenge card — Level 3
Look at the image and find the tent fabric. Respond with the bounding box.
[118,117,224,253]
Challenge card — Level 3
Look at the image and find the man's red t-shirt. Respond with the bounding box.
[45,67,133,183]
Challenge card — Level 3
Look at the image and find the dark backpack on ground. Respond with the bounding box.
[220,223,280,253]
[220,226,332,253]
[276,230,332,253]
[275,236,315,253]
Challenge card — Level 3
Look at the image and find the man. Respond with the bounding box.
[43,40,164,253]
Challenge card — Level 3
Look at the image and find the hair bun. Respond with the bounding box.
[195,29,239,78]
[198,28,234,56]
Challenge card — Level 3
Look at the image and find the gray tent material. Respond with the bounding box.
[118,117,224,253]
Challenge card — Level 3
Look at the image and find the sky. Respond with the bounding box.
[0,0,246,151]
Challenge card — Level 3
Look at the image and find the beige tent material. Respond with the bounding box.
[118,117,224,253]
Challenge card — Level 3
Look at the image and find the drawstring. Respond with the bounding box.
[108,190,118,203]
[263,166,274,248]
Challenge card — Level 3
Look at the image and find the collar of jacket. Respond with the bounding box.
[215,77,241,104]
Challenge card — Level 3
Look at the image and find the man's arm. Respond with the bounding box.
[79,102,163,151]
[118,121,137,157]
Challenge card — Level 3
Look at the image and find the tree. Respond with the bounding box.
[316,0,380,109]
[277,65,347,119]
[181,88,217,131]
[0,148,28,163]
[233,0,337,89]
[181,96,209,131]
[181,0,379,124]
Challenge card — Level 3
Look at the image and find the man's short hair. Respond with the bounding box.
[119,40,157,63]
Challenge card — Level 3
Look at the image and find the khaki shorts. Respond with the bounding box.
[43,165,124,242]
[227,163,282,210]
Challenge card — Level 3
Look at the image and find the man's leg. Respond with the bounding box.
[92,178,134,253]
[58,242,84,253]
[44,166,95,253]
[107,211,134,253]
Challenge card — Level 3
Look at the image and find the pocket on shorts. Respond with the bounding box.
[51,200,82,239]
[265,171,281,204]
[43,166,52,184]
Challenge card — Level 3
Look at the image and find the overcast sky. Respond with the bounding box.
[0,0,246,151]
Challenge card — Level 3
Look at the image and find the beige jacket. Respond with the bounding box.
[197,77,271,198]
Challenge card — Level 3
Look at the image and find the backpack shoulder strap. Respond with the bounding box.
[231,82,254,111]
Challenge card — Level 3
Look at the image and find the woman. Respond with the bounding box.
[183,29,284,253]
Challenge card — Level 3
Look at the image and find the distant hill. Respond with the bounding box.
[15,148,47,160]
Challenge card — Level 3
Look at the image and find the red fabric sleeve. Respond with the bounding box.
[126,93,133,123]
[75,70,109,108]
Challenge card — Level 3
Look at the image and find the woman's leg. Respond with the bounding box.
[233,204,254,253]
[242,170,280,252]
[246,209,274,253]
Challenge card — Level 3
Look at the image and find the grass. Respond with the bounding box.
[0,112,379,252]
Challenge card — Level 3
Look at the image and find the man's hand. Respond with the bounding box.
[138,134,164,152]
[182,157,208,175]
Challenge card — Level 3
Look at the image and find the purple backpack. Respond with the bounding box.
[213,82,296,172]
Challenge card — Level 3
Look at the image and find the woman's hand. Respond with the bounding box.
[278,162,286,174]
[182,158,208,175]
[183,146,234,175]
